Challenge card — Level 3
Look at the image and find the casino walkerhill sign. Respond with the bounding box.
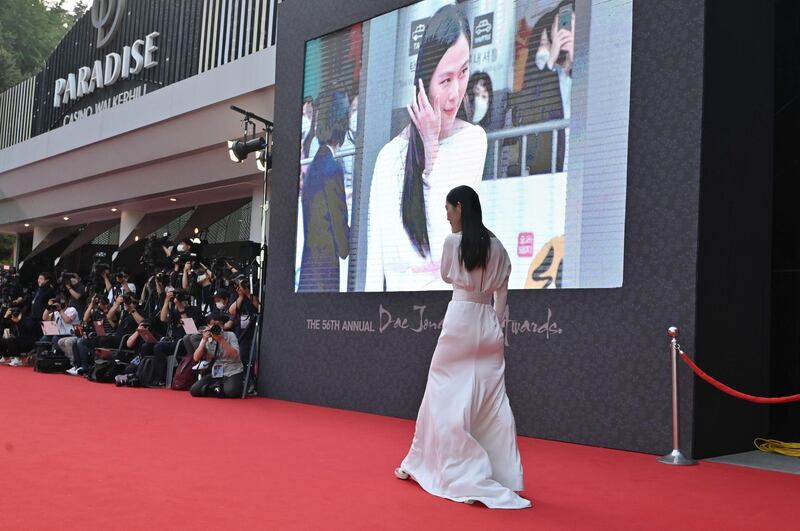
[52,32,159,110]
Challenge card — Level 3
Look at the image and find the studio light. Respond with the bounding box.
[256,149,272,172]
[228,137,267,163]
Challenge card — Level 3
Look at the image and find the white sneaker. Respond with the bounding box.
[9,358,24,367]
[66,367,80,376]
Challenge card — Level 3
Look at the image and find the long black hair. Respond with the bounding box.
[446,185,490,271]
[403,5,471,258]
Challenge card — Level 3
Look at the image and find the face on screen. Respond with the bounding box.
[428,34,470,137]
[295,0,633,294]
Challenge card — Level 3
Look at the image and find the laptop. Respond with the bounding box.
[41,321,59,335]
[137,327,159,344]
[93,320,107,336]
[181,317,198,335]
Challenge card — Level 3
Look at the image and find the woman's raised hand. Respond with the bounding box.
[407,79,441,173]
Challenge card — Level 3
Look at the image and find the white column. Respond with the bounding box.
[12,233,21,266]
[249,182,268,244]
[32,225,54,249]
[119,210,145,245]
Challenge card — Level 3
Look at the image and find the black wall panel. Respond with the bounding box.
[263,0,710,456]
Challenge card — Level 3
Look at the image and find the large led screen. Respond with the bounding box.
[295,0,632,292]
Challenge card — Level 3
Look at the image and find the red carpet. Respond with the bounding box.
[1,366,797,530]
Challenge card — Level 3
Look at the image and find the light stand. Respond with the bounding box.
[229,105,272,398]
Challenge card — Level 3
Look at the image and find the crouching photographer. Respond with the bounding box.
[0,307,38,366]
[190,313,243,398]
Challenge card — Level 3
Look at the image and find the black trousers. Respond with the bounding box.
[190,373,243,398]
[0,337,37,357]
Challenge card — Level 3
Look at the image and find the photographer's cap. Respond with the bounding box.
[208,311,229,325]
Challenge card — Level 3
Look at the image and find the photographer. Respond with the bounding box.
[0,307,38,366]
[69,296,121,376]
[182,260,215,312]
[30,272,56,323]
[130,288,204,386]
[58,271,86,316]
[107,293,145,333]
[41,296,79,354]
[104,270,137,304]
[180,289,233,359]
[1,267,25,310]
[163,238,193,261]
[228,276,260,368]
[139,272,167,318]
[190,312,243,398]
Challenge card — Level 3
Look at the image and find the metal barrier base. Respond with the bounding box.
[657,449,697,466]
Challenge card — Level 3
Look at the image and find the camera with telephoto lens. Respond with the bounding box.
[209,324,222,336]
[47,300,62,312]
[122,294,135,306]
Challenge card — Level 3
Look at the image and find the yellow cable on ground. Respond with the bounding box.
[754,438,800,457]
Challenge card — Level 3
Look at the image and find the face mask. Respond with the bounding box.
[349,112,357,133]
[70,277,80,286]
[176,244,187,253]
[472,97,489,124]
[535,48,550,71]
[197,274,207,283]
[215,302,226,310]
[301,115,311,138]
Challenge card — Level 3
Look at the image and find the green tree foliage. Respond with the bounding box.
[0,0,85,93]
[0,234,15,265]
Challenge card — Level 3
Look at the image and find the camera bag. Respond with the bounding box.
[34,351,71,373]
[86,359,127,383]
[32,342,70,373]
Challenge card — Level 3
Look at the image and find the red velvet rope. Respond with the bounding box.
[679,352,800,404]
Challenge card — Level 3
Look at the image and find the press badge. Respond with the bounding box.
[212,362,224,378]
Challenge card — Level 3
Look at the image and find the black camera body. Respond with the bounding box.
[209,324,222,336]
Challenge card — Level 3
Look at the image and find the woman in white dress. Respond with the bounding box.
[395,185,531,510]
[365,5,487,292]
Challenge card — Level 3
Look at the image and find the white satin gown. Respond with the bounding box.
[399,233,531,509]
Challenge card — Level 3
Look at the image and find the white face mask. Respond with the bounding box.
[349,112,357,134]
[197,274,207,283]
[176,244,187,253]
[535,48,550,71]
[301,115,311,138]
[215,302,226,310]
[472,97,489,124]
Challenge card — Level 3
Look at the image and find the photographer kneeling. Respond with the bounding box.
[190,313,243,398]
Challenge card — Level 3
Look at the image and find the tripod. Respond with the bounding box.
[228,105,271,399]
[240,256,263,398]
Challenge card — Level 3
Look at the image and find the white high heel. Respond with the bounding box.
[394,468,409,480]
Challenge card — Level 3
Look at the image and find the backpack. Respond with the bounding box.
[87,359,127,383]
[171,353,196,391]
[132,355,166,387]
